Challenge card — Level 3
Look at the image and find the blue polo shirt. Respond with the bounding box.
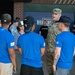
[0,27,15,63]
[18,32,45,68]
[56,31,75,69]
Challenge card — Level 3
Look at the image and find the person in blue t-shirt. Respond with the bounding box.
[0,14,16,75]
[17,16,46,75]
[53,16,75,75]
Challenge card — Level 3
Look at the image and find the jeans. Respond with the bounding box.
[56,68,70,75]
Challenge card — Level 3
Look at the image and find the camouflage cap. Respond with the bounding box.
[53,8,62,14]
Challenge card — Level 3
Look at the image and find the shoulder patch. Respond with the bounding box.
[10,42,15,46]
[56,41,59,44]
[44,42,45,46]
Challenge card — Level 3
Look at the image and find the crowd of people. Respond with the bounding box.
[0,8,75,75]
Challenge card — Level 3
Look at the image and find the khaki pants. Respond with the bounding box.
[0,63,13,75]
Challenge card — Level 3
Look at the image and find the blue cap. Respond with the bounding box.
[13,19,19,23]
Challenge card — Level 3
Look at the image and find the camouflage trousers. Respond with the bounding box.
[46,52,54,75]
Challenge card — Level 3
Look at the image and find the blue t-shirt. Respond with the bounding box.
[18,32,45,68]
[0,27,15,63]
[56,31,75,69]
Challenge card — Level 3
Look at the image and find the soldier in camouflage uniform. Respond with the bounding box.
[46,8,62,75]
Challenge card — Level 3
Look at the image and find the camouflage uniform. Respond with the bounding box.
[46,21,60,75]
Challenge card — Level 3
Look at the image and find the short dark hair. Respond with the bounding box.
[15,17,20,20]
[43,20,47,23]
[63,23,70,27]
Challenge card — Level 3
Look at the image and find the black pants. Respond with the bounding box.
[20,64,44,75]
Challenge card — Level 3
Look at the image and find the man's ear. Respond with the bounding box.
[33,24,35,28]
[61,23,64,27]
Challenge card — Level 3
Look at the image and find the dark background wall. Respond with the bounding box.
[0,0,14,19]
